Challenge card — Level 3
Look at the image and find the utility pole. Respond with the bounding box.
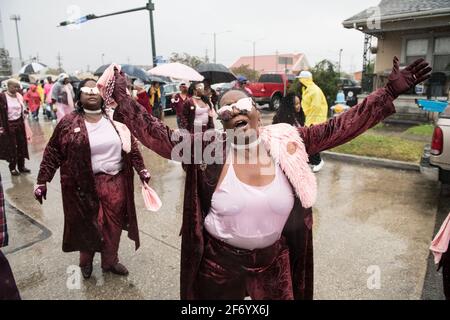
[202,30,231,64]
[10,15,23,66]
[147,0,157,67]
[338,49,343,77]
[213,33,216,64]
[56,52,63,71]
[275,50,279,73]
[246,38,264,77]
[253,42,256,75]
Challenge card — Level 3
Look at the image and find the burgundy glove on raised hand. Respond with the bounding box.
[112,68,129,104]
[34,184,47,205]
[139,169,151,184]
[385,56,432,99]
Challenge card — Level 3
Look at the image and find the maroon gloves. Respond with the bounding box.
[112,68,129,104]
[385,56,432,99]
[34,184,47,205]
[139,169,151,184]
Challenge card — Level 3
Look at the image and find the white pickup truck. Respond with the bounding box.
[421,107,450,183]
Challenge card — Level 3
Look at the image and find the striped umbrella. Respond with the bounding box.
[19,62,48,75]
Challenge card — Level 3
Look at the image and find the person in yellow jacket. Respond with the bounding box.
[36,80,45,120]
[149,81,164,121]
[298,71,329,172]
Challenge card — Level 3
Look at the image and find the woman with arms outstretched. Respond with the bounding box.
[110,57,431,300]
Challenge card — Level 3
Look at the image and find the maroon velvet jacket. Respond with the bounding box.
[113,88,396,300]
[0,93,29,162]
[170,93,188,117]
[37,113,146,252]
[179,97,215,132]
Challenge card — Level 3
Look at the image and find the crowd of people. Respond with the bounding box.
[0,57,447,301]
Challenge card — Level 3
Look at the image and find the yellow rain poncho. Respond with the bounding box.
[299,77,329,127]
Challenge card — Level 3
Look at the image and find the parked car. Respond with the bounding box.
[338,78,362,96]
[247,74,295,110]
[162,82,181,115]
[420,105,450,183]
[212,82,234,96]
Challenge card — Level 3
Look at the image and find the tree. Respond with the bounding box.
[169,52,208,69]
[311,60,339,106]
[46,68,65,75]
[366,59,375,74]
[289,59,339,107]
[230,64,260,82]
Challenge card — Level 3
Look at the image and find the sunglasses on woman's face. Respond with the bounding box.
[80,87,100,95]
[217,97,255,121]
[195,84,205,91]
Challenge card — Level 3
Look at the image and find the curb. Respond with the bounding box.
[322,151,420,172]
[3,201,52,256]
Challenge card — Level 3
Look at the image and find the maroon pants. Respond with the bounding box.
[0,250,20,300]
[196,233,294,300]
[7,119,27,171]
[80,172,126,270]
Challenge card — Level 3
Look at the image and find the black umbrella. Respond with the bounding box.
[196,63,236,85]
[68,75,80,83]
[94,64,151,83]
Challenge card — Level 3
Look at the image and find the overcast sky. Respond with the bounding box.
[0,0,380,74]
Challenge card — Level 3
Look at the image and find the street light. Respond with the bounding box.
[58,0,158,67]
[202,30,231,64]
[10,15,23,66]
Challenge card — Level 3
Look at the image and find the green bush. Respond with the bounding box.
[289,59,339,107]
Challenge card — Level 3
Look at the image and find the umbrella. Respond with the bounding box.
[68,75,80,83]
[94,64,151,82]
[19,62,48,75]
[147,75,167,85]
[148,62,204,81]
[196,63,236,85]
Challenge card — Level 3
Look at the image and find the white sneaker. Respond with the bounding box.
[312,160,325,173]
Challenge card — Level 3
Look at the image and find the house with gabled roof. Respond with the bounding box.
[343,0,450,123]
[230,53,310,75]
[343,0,450,95]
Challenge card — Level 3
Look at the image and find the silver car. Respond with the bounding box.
[421,106,450,183]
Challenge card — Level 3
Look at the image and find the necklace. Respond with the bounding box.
[231,136,262,150]
[83,108,102,115]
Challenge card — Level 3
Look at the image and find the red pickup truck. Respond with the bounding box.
[247,73,295,110]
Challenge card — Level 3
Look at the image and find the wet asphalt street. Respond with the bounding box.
[0,112,443,300]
